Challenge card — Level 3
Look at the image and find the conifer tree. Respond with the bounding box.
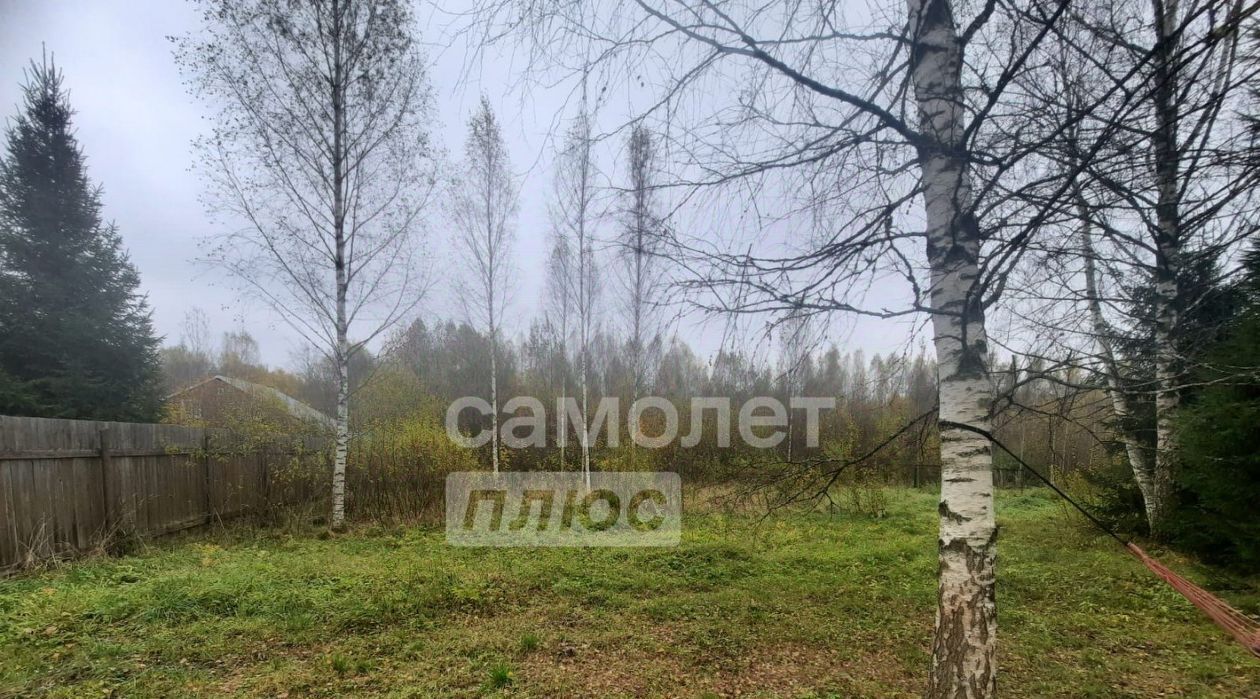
[0,54,162,421]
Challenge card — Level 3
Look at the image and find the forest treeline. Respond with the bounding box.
[159,315,1102,504]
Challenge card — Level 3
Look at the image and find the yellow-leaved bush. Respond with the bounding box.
[344,366,478,522]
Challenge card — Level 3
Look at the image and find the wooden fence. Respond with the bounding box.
[0,415,328,573]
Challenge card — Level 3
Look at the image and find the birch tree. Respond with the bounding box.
[545,227,574,469]
[777,311,819,463]
[451,96,518,474]
[551,104,600,488]
[176,0,437,529]
[617,125,665,421]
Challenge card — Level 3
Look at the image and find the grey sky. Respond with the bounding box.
[0,0,920,370]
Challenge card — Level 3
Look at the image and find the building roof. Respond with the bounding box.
[168,375,336,429]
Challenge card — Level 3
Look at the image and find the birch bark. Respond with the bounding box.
[907,0,998,695]
[330,4,349,530]
[1147,0,1183,537]
[1078,205,1157,525]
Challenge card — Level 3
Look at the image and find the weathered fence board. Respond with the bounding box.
[0,415,326,572]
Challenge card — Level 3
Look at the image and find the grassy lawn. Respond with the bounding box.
[0,489,1257,698]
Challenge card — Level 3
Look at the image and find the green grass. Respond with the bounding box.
[0,489,1256,697]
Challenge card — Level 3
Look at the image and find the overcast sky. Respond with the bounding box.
[0,0,920,370]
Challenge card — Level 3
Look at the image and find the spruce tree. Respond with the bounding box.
[0,54,162,421]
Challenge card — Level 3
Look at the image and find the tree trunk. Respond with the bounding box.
[578,143,593,490]
[1151,253,1180,538]
[786,394,794,463]
[559,315,568,471]
[580,346,591,489]
[1016,418,1025,490]
[908,0,998,696]
[1079,213,1158,527]
[332,344,349,529]
[330,0,348,531]
[486,120,502,477]
[1147,0,1183,538]
[491,331,500,474]
[559,376,567,469]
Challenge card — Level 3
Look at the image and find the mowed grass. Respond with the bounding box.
[1,489,1257,698]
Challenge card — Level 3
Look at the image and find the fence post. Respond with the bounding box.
[98,427,113,531]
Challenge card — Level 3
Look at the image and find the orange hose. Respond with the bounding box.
[1127,543,1260,659]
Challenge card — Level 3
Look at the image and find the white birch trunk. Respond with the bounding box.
[559,311,568,470]
[332,342,349,529]
[579,238,591,488]
[628,180,646,466]
[330,9,349,531]
[786,391,794,463]
[1151,336,1177,533]
[908,0,997,695]
[1147,0,1183,537]
[1079,213,1158,526]
[487,131,502,477]
[1151,249,1180,536]
[577,219,590,487]
[490,329,500,474]
[576,111,594,491]
[580,344,591,489]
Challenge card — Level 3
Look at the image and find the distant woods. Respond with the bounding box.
[0,53,162,421]
[159,308,1119,502]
